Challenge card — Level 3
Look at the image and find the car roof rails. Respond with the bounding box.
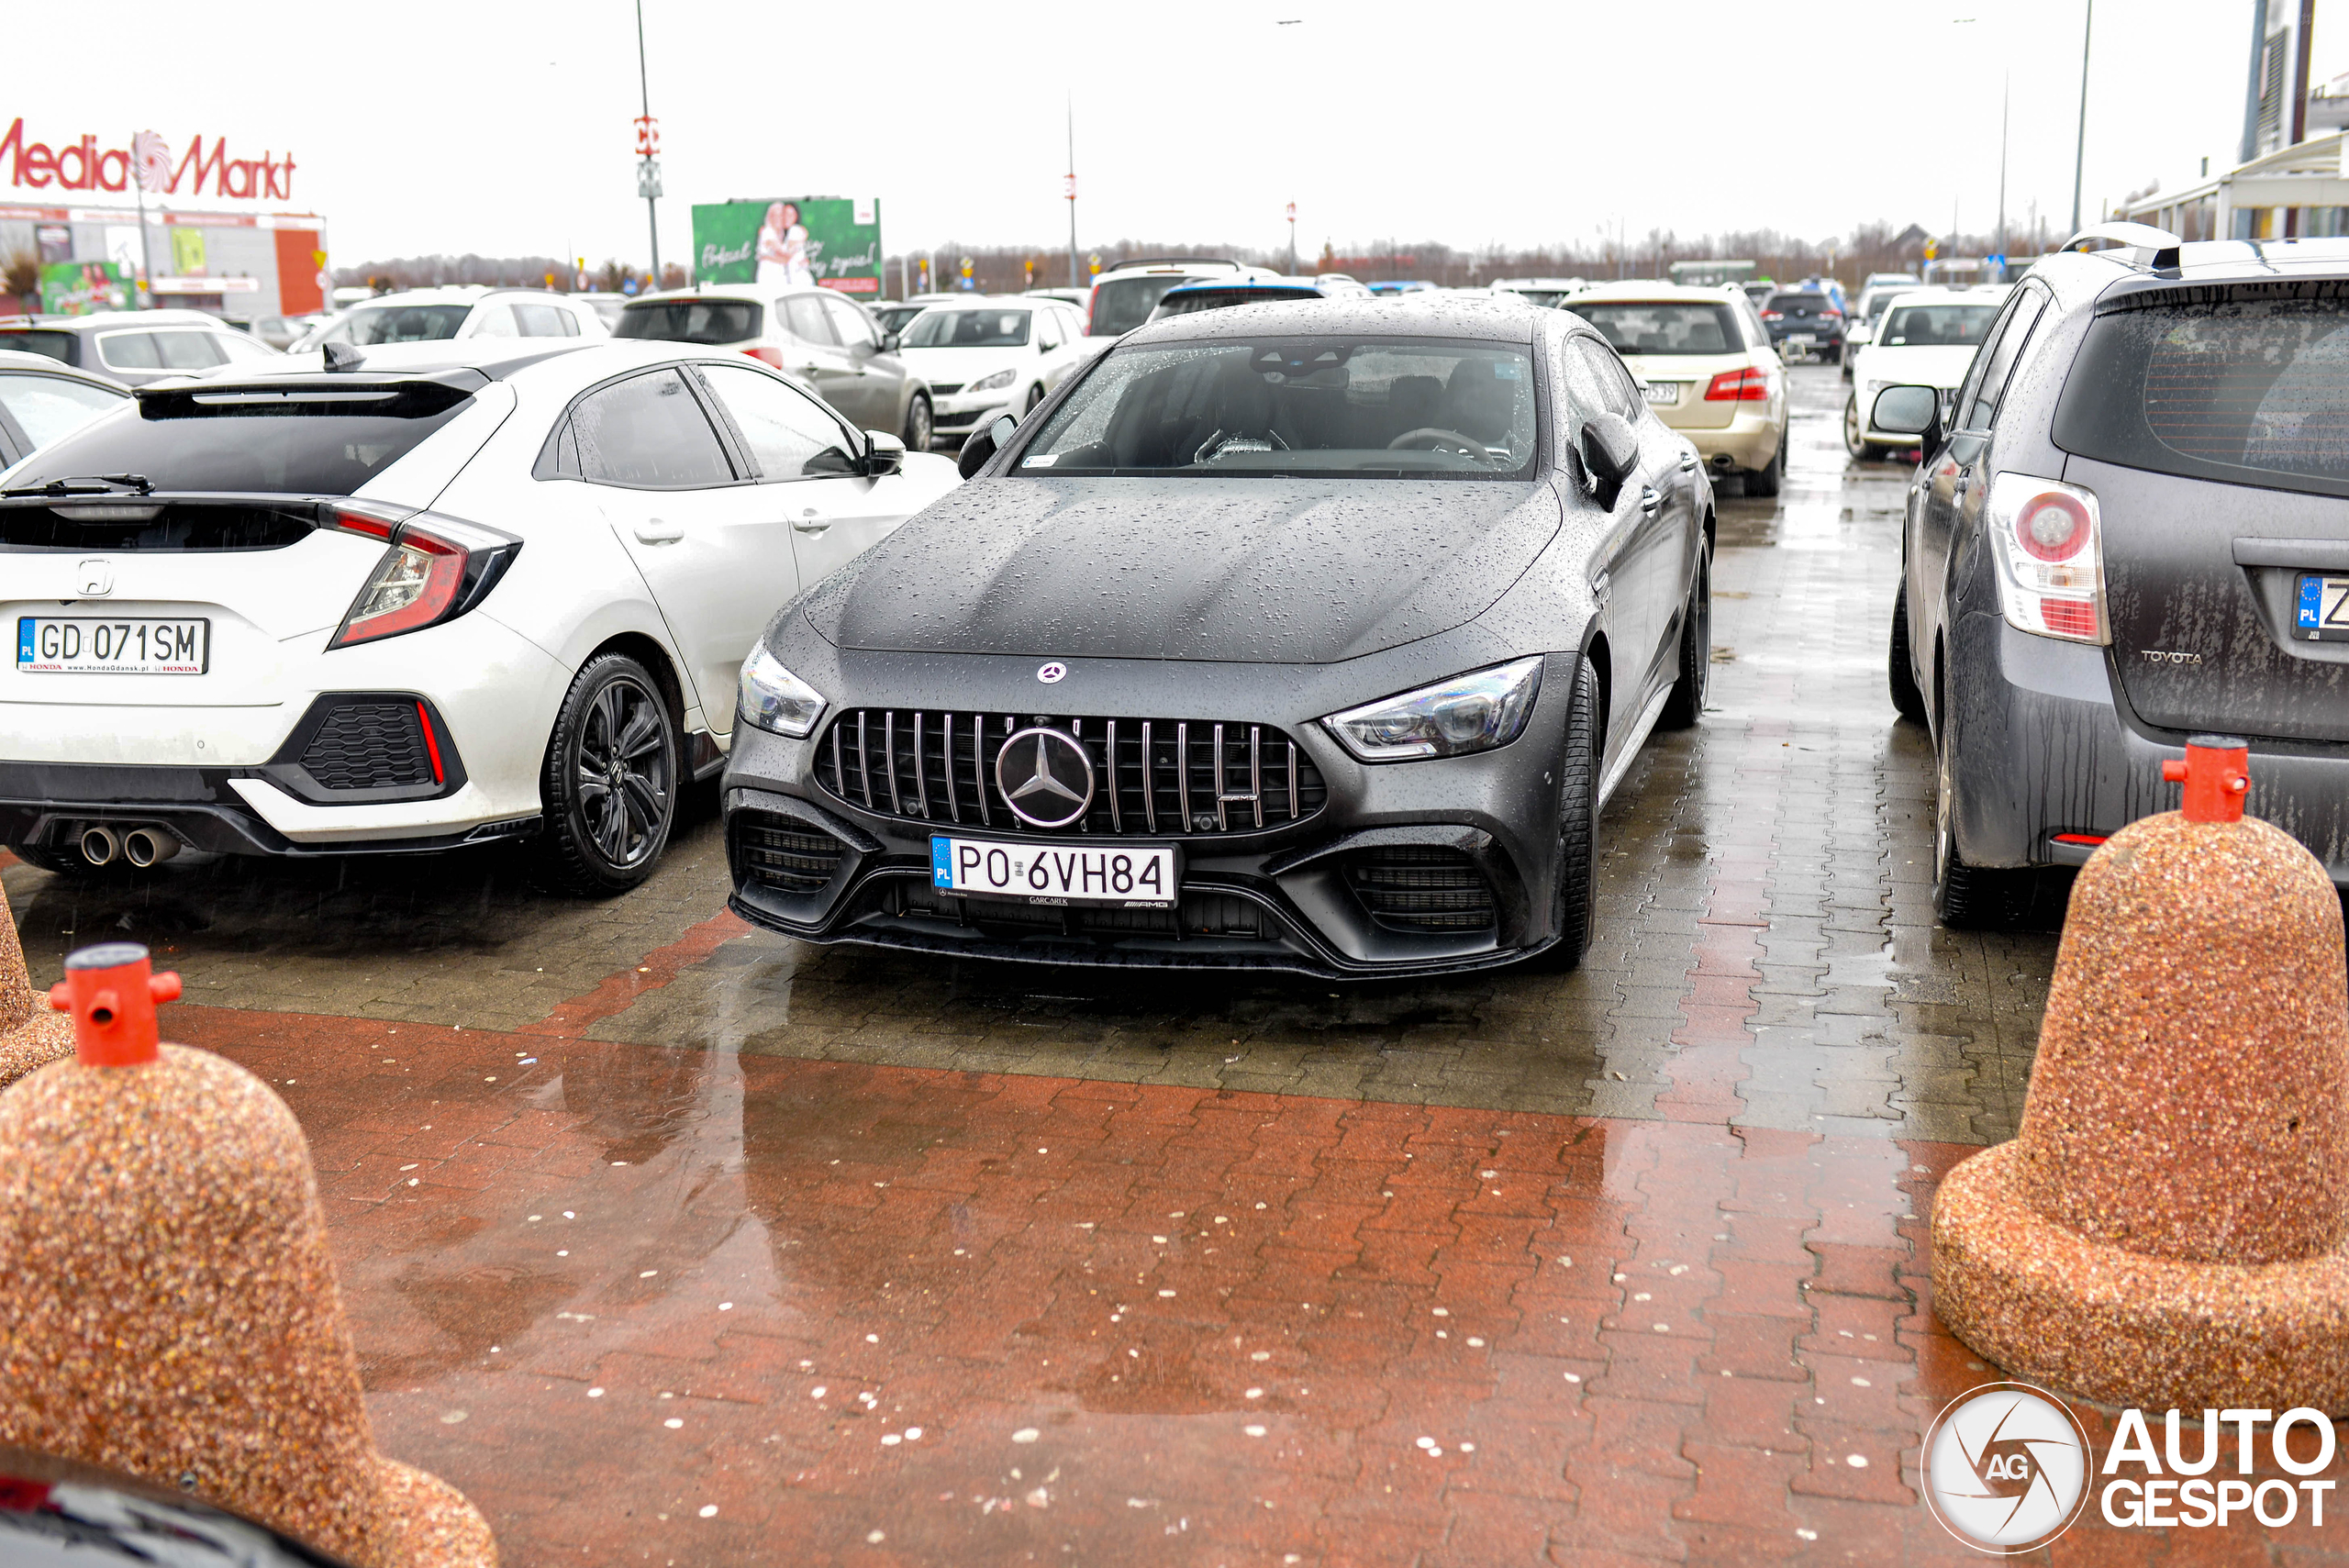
[2061,222,2183,271]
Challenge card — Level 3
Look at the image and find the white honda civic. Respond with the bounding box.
[0,339,960,892]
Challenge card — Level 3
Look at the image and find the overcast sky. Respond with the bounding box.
[10,0,2334,271]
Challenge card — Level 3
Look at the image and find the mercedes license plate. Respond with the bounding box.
[930,836,1177,907]
[17,616,209,674]
[1642,382,1679,405]
[2296,574,2349,641]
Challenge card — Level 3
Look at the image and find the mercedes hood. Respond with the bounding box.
[814,477,1561,664]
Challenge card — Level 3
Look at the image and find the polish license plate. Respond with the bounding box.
[930,835,1177,907]
[2296,574,2349,640]
[17,616,209,673]
[1787,333,1815,349]
[1642,382,1679,405]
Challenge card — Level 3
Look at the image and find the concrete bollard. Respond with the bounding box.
[0,941,497,1567]
[0,876,72,1089]
[1932,736,2349,1412]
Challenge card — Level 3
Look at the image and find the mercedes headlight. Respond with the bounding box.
[1323,656,1543,762]
[968,367,1019,393]
[738,646,827,738]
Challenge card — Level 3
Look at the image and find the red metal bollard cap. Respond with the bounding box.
[44,942,181,1066]
[2159,734,2252,824]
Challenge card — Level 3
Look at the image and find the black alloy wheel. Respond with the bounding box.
[536,653,680,895]
[1887,582,1927,724]
[1529,657,1601,972]
[903,391,933,452]
[1931,674,2033,929]
[1659,538,1711,729]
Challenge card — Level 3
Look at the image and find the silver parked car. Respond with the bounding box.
[615,284,937,451]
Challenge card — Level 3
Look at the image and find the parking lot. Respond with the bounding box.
[21,362,2261,1563]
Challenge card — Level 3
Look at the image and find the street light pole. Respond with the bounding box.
[1287,203,1297,275]
[635,0,660,285]
[1998,68,2009,269]
[2070,0,2093,234]
[1066,95,1079,290]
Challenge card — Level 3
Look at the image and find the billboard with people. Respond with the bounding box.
[691,197,882,295]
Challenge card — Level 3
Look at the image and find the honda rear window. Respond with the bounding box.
[614,299,762,345]
[2054,293,2349,497]
[1565,302,1741,355]
[2,383,475,496]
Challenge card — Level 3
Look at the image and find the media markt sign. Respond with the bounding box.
[691,197,881,295]
[0,117,297,202]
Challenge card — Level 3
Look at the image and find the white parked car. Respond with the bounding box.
[292,288,608,351]
[1843,288,2007,459]
[0,339,959,891]
[1082,258,1278,339]
[0,350,129,465]
[894,298,1088,444]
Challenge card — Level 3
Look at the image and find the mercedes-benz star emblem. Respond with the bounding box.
[995,727,1095,829]
[1037,662,1067,684]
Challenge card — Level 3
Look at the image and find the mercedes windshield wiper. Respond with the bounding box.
[1,473,154,498]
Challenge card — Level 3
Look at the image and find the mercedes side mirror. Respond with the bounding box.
[863,430,906,476]
[957,412,1020,480]
[1870,384,1943,450]
[1578,411,1640,489]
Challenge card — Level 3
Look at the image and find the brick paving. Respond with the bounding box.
[6,367,2343,1563]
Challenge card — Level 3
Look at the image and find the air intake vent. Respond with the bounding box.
[733,813,846,895]
[1343,846,1497,934]
[812,711,1327,838]
[298,699,435,790]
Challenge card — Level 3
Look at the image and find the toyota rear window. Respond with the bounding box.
[1017,337,1539,478]
[2054,292,2349,497]
[2,383,475,496]
[614,299,763,345]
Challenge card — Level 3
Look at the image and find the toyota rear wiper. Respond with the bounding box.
[1,473,154,497]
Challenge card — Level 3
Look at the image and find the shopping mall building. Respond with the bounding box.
[0,116,324,320]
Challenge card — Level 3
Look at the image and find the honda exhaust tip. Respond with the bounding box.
[122,827,180,869]
[79,826,121,866]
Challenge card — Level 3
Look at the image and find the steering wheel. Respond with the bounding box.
[1386,428,1488,459]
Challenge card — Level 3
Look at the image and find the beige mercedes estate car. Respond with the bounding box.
[1564,281,1789,496]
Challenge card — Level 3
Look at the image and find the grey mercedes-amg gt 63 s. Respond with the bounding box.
[719,295,1715,977]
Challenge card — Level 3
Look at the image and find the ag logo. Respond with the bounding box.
[1036,662,1067,684]
[1920,1382,2091,1553]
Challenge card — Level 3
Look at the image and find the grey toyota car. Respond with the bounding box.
[718,296,1715,977]
[1878,228,2349,927]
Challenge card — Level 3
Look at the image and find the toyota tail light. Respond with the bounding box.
[327,506,523,651]
[742,345,785,368]
[1704,367,1774,402]
[1985,473,2107,644]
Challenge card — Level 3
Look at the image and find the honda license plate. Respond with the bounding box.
[17,616,209,674]
[2295,574,2349,641]
[930,836,1177,908]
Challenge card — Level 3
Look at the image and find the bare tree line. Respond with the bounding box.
[339,216,2064,302]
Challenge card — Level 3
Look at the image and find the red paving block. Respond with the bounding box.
[1672,1441,1806,1527]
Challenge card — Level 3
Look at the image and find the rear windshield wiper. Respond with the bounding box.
[1,473,153,498]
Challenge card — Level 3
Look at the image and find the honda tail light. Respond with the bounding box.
[1985,473,2107,644]
[328,509,522,650]
[1704,367,1774,401]
[742,346,785,368]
